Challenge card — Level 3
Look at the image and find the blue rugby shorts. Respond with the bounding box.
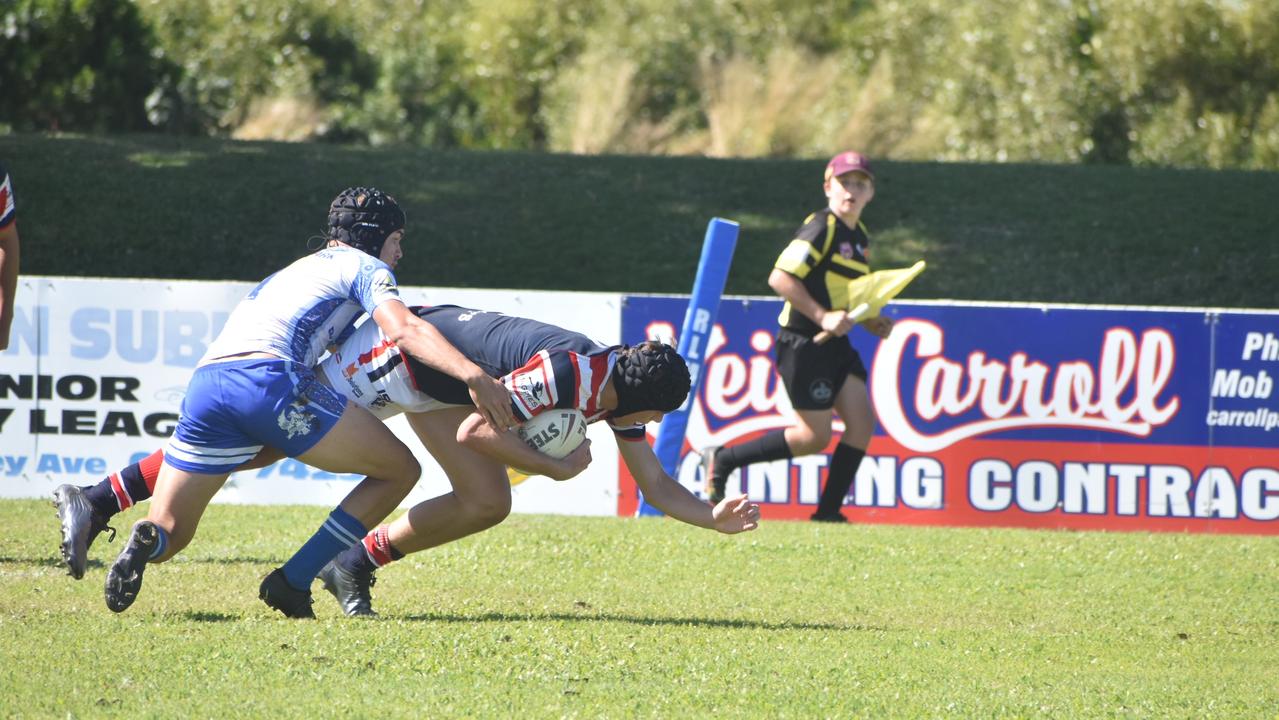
[165,358,348,474]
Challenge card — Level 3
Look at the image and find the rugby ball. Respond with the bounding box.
[516,408,588,460]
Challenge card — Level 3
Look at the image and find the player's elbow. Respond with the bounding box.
[767,268,790,294]
[383,323,416,350]
[373,302,421,349]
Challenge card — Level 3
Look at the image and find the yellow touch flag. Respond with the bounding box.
[815,260,926,343]
[845,259,927,318]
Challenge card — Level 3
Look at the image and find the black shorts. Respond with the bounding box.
[775,328,867,410]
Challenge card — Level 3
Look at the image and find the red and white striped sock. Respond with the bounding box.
[361,525,397,568]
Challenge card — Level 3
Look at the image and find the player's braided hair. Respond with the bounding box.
[326,186,406,258]
[611,341,691,417]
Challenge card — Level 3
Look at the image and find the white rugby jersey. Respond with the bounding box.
[320,317,453,420]
[201,246,401,368]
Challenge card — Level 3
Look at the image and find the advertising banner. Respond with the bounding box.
[619,297,1279,534]
[0,277,623,516]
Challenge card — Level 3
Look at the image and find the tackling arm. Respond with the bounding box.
[372,300,516,429]
[618,438,759,533]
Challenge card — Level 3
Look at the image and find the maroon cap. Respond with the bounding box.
[824,151,874,181]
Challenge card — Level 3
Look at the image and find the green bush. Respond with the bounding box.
[137,0,375,135]
[0,0,176,132]
[5,0,1277,168]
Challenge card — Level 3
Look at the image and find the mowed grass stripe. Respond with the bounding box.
[1,499,1275,718]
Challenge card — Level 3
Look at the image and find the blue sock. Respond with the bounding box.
[148,525,169,560]
[281,508,367,591]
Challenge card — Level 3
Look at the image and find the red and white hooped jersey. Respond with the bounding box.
[502,346,645,439]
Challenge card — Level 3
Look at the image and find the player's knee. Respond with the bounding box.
[459,491,511,529]
[394,456,422,489]
[789,426,831,455]
[840,410,876,447]
[379,447,421,489]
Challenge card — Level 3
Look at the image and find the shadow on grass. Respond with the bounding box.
[399,610,885,633]
[177,611,240,623]
[0,556,69,568]
[0,555,278,567]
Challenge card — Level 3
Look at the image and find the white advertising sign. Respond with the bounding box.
[0,277,622,516]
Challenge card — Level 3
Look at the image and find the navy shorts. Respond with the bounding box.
[775,328,867,410]
[165,358,347,474]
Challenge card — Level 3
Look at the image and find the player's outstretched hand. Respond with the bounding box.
[712,493,760,534]
[468,375,517,430]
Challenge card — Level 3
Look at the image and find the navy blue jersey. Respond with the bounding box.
[405,306,645,439]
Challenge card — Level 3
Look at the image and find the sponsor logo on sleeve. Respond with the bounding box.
[512,371,552,412]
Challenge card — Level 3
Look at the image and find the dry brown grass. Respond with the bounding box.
[549,42,942,159]
[232,95,328,142]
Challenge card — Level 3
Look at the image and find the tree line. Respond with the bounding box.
[2,0,1276,169]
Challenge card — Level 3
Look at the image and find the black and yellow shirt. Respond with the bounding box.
[773,208,870,336]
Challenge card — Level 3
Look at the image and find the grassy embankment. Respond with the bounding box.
[3,133,1276,308]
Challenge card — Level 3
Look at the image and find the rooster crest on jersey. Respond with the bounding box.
[327,186,406,258]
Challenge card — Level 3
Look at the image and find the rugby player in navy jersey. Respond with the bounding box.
[54,305,761,617]
[54,188,515,618]
[0,163,20,351]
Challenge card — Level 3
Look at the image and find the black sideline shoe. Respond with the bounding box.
[259,568,315,619]
[53,484,115,579]
[104,521,160,612]
[809,510,849,523]
[319,561,378,617]
[701,447,727,505]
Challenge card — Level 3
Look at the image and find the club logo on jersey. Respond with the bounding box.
[278,402,316,439]
[839,241,854,259]
[512,372,551,411]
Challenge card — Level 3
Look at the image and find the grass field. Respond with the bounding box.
[3,132,1278,308]
[1,499,1275,718]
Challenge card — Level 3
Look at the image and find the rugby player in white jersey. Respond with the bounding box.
[56,305,760,617]
[79,187,515,618]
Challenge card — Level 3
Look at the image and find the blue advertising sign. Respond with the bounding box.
[618,297,1279,534]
